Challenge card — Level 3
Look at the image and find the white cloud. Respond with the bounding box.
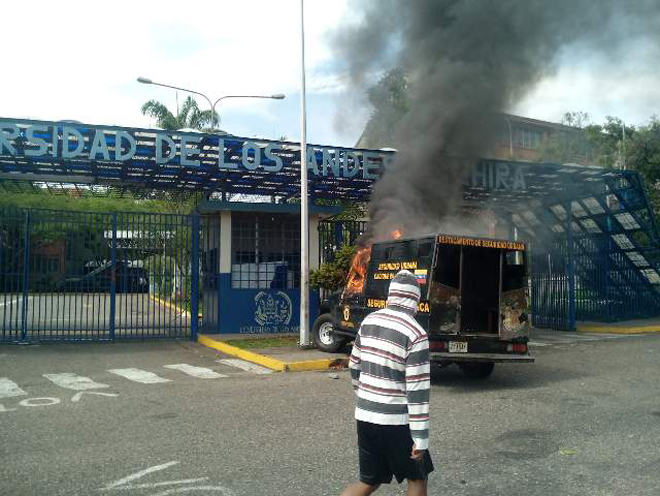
[515,40,660,126]
[2,0,658,147]
[0,0,349,132]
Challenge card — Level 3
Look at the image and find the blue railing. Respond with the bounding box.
[0,207,208,343]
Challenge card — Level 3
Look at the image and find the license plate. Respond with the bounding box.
[448,341,468,353]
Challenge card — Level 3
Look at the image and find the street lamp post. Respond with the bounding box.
[137,77,285,130]
[298,0,311,348]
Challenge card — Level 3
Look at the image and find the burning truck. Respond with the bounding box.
[312,232,534,379]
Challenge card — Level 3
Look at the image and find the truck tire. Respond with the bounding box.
[459,362,495,379]
[312,313,345,353]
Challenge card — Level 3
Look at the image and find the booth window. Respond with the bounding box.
[231,212,301,289]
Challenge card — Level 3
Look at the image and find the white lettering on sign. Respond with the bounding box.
[0,120,393,182]
[468,160,527,192]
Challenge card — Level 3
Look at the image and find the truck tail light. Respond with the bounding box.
[430,341,446,351]
[507,343,528,353]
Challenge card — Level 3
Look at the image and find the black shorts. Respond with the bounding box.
[357,420,434,485]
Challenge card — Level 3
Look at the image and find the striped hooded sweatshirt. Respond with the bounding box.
[349,269,431,450]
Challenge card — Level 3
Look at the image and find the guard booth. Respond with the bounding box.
[2,117,660,341]
[196,203,343,335]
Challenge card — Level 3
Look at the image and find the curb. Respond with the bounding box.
[577,324,660,335]
[196,335,347,372]
[149,294,201,319]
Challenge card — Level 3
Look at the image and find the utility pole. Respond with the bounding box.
[298,0,312,347]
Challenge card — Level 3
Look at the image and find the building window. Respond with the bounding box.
[231,212,300,289]
[513,127,542,149]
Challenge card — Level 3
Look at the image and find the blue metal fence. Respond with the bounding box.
[0,207,210,343]
[513,170,660,330]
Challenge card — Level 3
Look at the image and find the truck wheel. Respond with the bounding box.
[459,362,495,379]
[312,314,344,353]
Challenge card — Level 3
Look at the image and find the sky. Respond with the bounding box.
[2,1,658,149]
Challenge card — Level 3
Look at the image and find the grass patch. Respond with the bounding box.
[226,335,300,349]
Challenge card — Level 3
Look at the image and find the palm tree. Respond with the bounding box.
[141,96,219,132]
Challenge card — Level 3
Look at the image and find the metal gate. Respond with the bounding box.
[0,207,214,343]
[318,219,367,265]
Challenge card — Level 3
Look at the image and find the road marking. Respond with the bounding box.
[150,486,234,495]
[43,373,109,391]
[104,460,180,489]
[216,359,273,375]
[110,478,210,490]
[102,461,234,495]
[71,391,119,402]
[528,341,549,347]
[163,364,227,379]
[20,397,60,407]
[0,378,28,398]
[108,368,172,384]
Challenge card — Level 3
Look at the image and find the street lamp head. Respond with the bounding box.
[137,77,153,84]
[270,93,286,100]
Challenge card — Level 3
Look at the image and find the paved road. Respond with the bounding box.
[0,293,189,339]
[1,334,659,495]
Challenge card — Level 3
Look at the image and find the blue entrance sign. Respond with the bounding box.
[1,117,628,206]
[0,118,393,201]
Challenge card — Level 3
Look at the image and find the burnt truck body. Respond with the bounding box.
[312,233,533,379]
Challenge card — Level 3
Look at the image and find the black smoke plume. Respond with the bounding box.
[333,0,660,241]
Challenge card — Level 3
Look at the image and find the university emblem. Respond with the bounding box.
[254,291,293,326]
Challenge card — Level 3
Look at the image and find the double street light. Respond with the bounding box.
[137,76,285,130]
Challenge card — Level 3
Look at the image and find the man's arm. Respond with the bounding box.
[349,332,362,392]
[405,334,430,450]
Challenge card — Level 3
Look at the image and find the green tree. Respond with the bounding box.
[358,68,410,149]
[141,96,219,132]
[537,111,596,164]
[625,118,660,211]
[310,244,357,291]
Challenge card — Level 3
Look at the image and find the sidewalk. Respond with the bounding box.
[577,318,660,334]
[198,317,660,372]
[197,333,349,373]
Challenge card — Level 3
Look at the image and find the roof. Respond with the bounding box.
[0,117,635,207]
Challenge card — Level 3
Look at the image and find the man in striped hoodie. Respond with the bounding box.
[341,270,433,496]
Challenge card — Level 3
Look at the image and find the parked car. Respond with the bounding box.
[57,261,149,293]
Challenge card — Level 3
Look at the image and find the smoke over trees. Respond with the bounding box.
[332,0,660,240]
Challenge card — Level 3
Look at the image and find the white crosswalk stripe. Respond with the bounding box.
[0,378,27,398]
[163,364,227,379]
[216,359,273,374]
[108,368,171,384]
[43,373,109,391]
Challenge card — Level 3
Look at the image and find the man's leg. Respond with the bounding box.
[406,478,427,496]
[340,482,380,496]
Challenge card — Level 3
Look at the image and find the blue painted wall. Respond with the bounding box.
[215,274,320,334]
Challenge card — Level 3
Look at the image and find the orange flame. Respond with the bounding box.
[392,229,403,239]
[344,246,372,296]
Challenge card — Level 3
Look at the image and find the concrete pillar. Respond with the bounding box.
[219,211,232,274]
